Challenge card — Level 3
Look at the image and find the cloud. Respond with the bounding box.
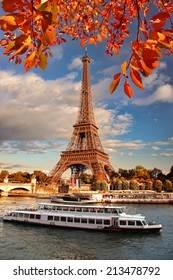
[0,70,81,140]
[132,62,173,105]
[133,84,173,105]
[104,139,146,150]
[50,45,63,62]
[68,57,82,70]
[152,146,160,151]
[0,140,65,154]
[160,153,173,157]
[0,70,134,143]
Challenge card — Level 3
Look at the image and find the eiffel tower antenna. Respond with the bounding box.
[49,51,115,183]
[85,46,88,54]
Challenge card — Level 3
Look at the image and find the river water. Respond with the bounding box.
[0,197,173,260]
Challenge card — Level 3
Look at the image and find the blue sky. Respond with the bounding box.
[0,10,173,176]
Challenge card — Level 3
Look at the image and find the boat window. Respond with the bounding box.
[57,206,62,211]
[97,208,104,213]
[36,215,41,219]
[96,219,102,225]
[89,219,95,224]
[120,220,126,225]
[54,216,59,221]
[112,210,118,214]
[103,220,110,225]
[24,213,29,218]
[74,217,80,223]
[142,220,147,225]
[105,209,111,213]
[48,216,53,221]
[67,217,73,222]
[76,208,82,212]
[136,221,143,226]
[128,220,135,226]
[81,218,87,223]
[19,213,23,217]
[60,216,66,222]
[90,208,96,212]
[12,213,18,217]
[83,208,89,212]
[69,207,75,211]
[30,214,35,219]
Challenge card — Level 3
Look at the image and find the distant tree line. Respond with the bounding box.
[80,165,173,192]
[0,170,47,184]
[0,165,173,192]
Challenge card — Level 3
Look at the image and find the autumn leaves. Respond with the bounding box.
[0,0,173,98]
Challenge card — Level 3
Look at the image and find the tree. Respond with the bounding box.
[0,170,9,182]
[0,0,173,98]
[32,170,47,183]
[153,179,163,192]
[163,179,173,192]
[134,165,150,180]
[130,179,139,190]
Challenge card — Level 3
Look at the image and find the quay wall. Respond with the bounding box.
[103,198,172,204]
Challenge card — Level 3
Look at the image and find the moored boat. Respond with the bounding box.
[51,194,97,204]
[3,203,162,233]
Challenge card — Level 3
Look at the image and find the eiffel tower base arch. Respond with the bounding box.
[49,150,115,184]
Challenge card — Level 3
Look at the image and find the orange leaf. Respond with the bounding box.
[101,25,107,38]
[124,81,133,99]
[121,61,127,76]
[109,73,121,94]
[39,53,48,70]
[88,37,95,44]
[0,15,17,31]
[139,60,152,77]
[80,38,88,47]
[24,51,36,71]
[158,41,170,49]
[97,33,102,43]
[130,69,144,90]
[43,26,56,45]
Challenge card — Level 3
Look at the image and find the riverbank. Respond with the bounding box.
[1,190,173,204]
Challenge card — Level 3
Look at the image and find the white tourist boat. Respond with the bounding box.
[3,203,162,232]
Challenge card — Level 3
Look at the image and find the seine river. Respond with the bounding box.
[0,197,173,260]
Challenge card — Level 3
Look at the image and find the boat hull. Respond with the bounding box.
[3,217,162,233]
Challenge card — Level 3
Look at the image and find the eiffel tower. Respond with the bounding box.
[49,50,115,183]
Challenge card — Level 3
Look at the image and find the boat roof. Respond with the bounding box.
[38,202,126,209]
[8,209,145,220]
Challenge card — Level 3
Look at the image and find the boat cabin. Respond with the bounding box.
[38,203,125,214]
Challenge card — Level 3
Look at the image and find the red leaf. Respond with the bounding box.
[80,38,88,47]
[124,81,133,99]
[130,69,144,90]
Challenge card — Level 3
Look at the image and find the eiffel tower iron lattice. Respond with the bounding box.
[49,51,115,183]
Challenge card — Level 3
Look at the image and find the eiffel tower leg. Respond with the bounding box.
[49,157,70,184]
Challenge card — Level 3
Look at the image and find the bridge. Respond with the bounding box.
[0,177,36,196]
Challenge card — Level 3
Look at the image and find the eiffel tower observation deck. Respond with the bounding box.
[49,50,115,183]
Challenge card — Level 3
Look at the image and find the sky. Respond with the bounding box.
[0,8,173,176]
